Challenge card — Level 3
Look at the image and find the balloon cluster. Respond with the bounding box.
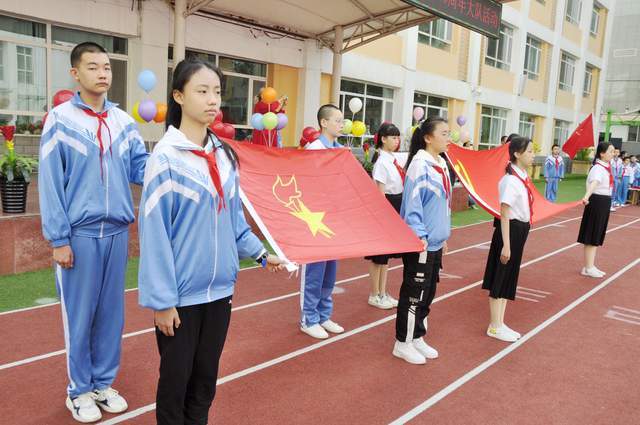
[345,98,366,137]
[454,115,469,144]
[208,110,236,139]
[299,126,321,148]
[132,70,167,124]
[250,87,287,139]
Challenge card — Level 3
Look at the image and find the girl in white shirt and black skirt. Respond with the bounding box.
[365,123,403,309]
[577,142,615,278]
[482,136,535,343]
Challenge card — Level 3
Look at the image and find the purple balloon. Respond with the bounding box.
[456,115,467,127]
[276,113,288,130]
[138,99,157,123]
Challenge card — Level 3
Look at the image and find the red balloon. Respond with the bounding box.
[214,110,224,123]
[53,90,74,107]
[221,123,235,139]
[302,126,319,142]
[209,121,224,135]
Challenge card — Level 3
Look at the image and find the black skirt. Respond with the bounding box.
[577,194,611,246]
[366,193,403,265]
[482,218,531,300]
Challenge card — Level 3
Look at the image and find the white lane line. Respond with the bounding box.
[97,218,639,425]
[389,257,640,425]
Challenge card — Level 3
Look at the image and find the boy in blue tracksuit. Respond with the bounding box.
[611,149,624,207]
[38,42,148,423]
[543,144,564,202]
[299,104,346,339]
[393,116,452,365]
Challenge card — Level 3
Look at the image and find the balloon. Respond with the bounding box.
[153,102,167,123]
[342,119,353,135]
[262,112,278,130]
[221,123,235,139]
[214,110,223,123]
[348,97,363,114]
[451,130,460,142]
[460,130,470,143]
[351,120,366,137]
[302,126,319,142]
[209,121,225,136]
[137,70,157,93]
[132,101,145,123]
[456,115,467,127]
[276,113,288,130]
[261,87,278,104]
[250,113,265,130]
[53,89,74,107]
[413,107,425,121]
[137,99,157,122]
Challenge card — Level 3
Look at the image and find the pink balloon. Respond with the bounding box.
[413,106,425,121]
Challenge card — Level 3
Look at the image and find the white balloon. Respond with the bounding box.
[348,97,363,114]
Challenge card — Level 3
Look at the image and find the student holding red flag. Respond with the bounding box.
[577,142,615,278]
[393,116,452,365]
[138,58,283,424]
[482,136,535,343]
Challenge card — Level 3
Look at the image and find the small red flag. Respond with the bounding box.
[561,114,594,159]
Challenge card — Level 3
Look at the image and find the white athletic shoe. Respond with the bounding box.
[93,387,128,414]
[592,266,607,276]
[610,207,617,212]
[393,341,426,365]
[502,324,521,339]
[382,293,399,308]
[486,326,518,343]
[412,337,439,359]
[66,393,102,423]
[300,324,329,339]
[368,294,393,310]
[320,319,344,334]
[581,267,605,278]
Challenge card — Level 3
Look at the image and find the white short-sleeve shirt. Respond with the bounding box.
[498,164,531,223]
[371,150,404,195]
[588,160,613,196]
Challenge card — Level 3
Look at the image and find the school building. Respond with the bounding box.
[1,0,615,155]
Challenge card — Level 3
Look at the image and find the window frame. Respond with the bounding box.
[417,19,452,50]
[485,25,513,71]
[338,78,395,144]
[519,113,536,140]
[524,35,542,80]
[565,0,583,25]
[553,119,571,147]
[590,5,600,36]
[479,105,508,149]
[583,65,593,97]
[559,52,576,92]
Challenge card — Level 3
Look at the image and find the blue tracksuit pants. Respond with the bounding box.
[300,260,337,327]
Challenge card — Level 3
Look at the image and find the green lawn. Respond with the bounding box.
[0,175,586,313]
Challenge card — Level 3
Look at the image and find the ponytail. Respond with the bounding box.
[405,116,447,171]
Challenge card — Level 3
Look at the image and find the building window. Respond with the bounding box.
[417,19,452,50]
[168,48,267,140]
[565,0,582,25]
[480,106,508,148]
[339,79,394,144]
[583,65,594,97]
[485,25,513,71]
[413,92,448,125]
[628,125,639,143]
[559,52,576,92]
[524,36,542,80]
[590,5,600,36]
[519,113,536,139]
[553,120,571,147]
[0,14,129,133]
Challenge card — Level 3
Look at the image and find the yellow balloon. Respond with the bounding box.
[351,120,366,137]
[132,101,145,124]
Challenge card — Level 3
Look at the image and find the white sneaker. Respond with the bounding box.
[581,267,604,278]
[593,266,606,276]
[486,325,518,343]
[393,341,426,365]
[300,324,329,339]
[66,393,102,423]
[320,319,344,334]
[412,337,439,359]
[382,293,399,308]
[610,207,617,212]
[93,387,128,414]
[368,294,393,310]
[502,324,521,339]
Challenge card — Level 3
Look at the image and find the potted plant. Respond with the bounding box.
[0,125,38,213]
[571,147,593,175]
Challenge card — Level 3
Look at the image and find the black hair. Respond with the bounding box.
[405,116,448,171]
[500,135,508,143]
[317,104,341,128]
[505,136,532,173]
[506,133,519,143]
[371,122,401,163]
[593,142,612,165]
[167,58,238,169]
[70,42,108,67]
[552,143,560,149]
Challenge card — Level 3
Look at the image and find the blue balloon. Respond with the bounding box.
[251,113,265,130]
[137,69,157,93]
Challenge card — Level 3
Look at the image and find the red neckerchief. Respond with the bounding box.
[432,163,451,206]
[554,156,560,174]
[595,161,614,190]
[509,164,534,224]
[82,109,112,180]
[190,148,226,213]
[392,158,406,184]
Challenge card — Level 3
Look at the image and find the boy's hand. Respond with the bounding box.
[53,245,74,269]
[265,254,285,272]
[155,307,181,337]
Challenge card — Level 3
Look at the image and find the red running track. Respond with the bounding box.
[0,207,638,424]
